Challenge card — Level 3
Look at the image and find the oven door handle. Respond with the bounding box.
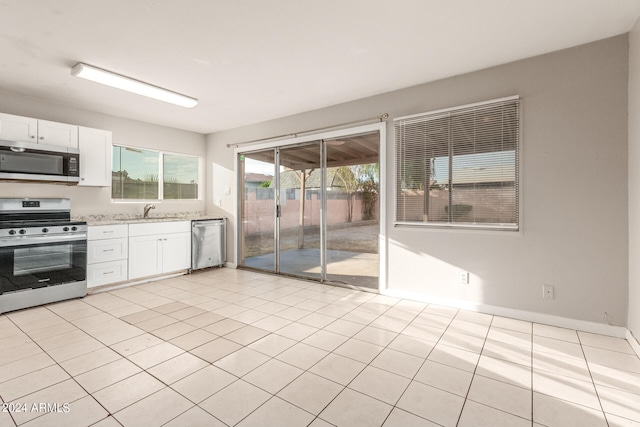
[0,233,87,248]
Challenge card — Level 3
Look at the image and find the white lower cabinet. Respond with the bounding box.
[128,221,191,280]
[161,232,192,273]
[87,224,128,288]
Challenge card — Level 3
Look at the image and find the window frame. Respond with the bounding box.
[393,96,521,231]
[111,144,203,202]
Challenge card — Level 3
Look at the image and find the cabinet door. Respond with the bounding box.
[0,113,37,143]
[129,235,162,279]
[78,127,112,187]
[37,120,78,148]
[162,232,192,273]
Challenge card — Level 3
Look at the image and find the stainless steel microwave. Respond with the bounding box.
[0,140,79,184]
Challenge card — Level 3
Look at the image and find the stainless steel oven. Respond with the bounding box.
[0,198,87,313]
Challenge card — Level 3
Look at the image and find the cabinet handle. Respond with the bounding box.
[39,136,44,140]
[103,271,114,275]
[102,249,114,252]
[30,135,35,139]
[103,231,114,234]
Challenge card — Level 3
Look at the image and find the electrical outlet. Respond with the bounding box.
[460,271,469,285]
[543,285,554,299]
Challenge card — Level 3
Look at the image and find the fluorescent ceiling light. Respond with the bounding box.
[71,63,198,108]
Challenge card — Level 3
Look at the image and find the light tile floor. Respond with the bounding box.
[0,268,639,426]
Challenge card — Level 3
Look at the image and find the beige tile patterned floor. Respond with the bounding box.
[0,268,639,426]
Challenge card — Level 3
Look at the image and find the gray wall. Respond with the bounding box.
[207,35,629,325]
[629,18,640,341]
[0,92,206,217]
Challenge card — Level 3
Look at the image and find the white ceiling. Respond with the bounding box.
[1,0,639,134]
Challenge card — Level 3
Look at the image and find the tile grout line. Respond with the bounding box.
[3,308,111,426]
[220,294,419,425]
[151,277,366,426]
[453,314,492,427]
[182,286,336,425]
[338,300,426,427]
[162,278,408,423]
[378,305,452,426]
[228,288,390,426]
[4,270,640,426]
[576,332,611,427]
[94,275,302,425]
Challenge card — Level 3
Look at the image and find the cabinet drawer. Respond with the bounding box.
[88,224,128,240]
[88,238,128,263]
[87,260,127,288]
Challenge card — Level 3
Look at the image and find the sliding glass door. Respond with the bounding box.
[278,142,323,279]
[325,134,379,288]
[239,150,277,272]
[238,131,380,289]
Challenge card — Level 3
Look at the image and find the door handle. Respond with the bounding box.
[276,205,281,218]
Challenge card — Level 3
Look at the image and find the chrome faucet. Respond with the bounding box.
[143,204,156,218]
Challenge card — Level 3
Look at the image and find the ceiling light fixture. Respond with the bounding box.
[71,63,198,108]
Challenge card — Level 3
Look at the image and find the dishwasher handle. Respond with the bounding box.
[192,219,225,227]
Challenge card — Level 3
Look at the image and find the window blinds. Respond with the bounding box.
[394,96,520,229]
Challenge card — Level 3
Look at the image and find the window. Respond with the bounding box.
[394,96,520,229]
[112,146,199,200]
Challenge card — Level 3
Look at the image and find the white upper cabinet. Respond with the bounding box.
[0,113,38,142]
[0,113,78,149]
[78,126,112,187]
[37,120,78,148]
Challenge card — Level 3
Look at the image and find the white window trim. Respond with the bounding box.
[111,144,203,202]
[393,96,521,231]
[234,122,388,291]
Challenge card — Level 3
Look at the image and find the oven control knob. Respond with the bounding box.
[42,228,49,233]
[63,227,69,232]
[71,226,77,231]
[8,229,16,235]
[19,229,26,235]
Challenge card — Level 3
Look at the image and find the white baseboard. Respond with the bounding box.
[628,330,640,357]
[87,272,186,294]
[382,288,628,339]
[87,269,640,357]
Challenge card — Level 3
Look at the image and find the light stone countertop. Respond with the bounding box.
[73,212,224,226]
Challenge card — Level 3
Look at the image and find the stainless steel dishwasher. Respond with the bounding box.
[191,218,226,270]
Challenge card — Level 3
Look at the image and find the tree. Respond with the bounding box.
[356,164,378,220]
[334,164,379,222]
[290,169,313,249]
[333,166,358,222]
